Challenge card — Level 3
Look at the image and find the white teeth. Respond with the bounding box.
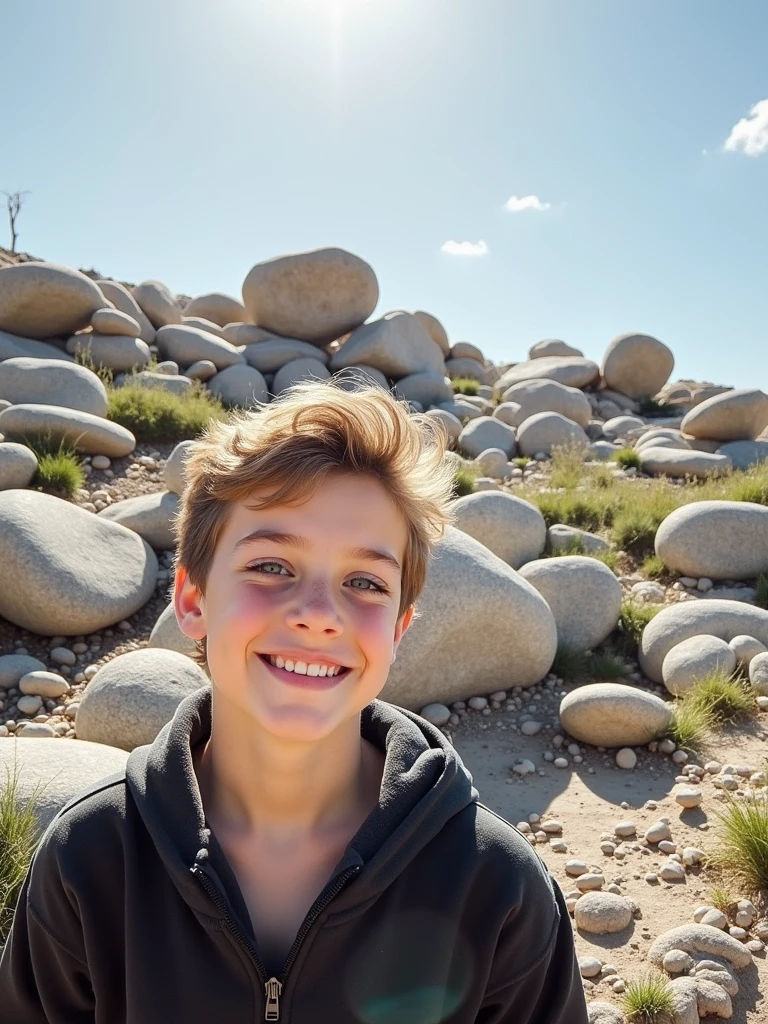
[318,665,328,677]
[307,664,320,677]
[275,655,284,669]
[294,661,307,675]
[267,656,344,676]
[284,659,294,672]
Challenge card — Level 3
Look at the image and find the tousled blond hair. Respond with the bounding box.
[174,377,457,671]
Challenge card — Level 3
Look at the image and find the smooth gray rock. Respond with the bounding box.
[729,634,767,668]
[0,654,46,689]
[648,924,752,970]
[0,738,128,833]
[181,316,228,339]
[97,491,181,550]
[0,441,38,489]
[496,356,600,391]
[131,280,182,329]
[75,649,209,752]
[457,416,517,458]
[639,600,768,682]
[156,325,245,370]
[130,371,193,396]
[451,491,546,569]
[163,440,194,495]
[91,307,141,337]
[681,388,768,442]
[655,500,768,580]
[272,357,331,395]
[601,332,674,399]
[242,337,332,373]
[148,601,198,657]
[0,403,135,457]
[0,489,157,634]
[183,292,246,327]
[574,891,633,934]
[559,683,672,747]
[601,415,646,439]
[518,556,622,651]
[0,329,76,363]
[749,652,768,695]
[330,311,445,378]
[444,357,488,383]
[517,411,590,457]
[500,378,592,428]
[207,364,268,407]
[662,635,738,696]
[394,371,453,408]
[546,524,611,554]
[529,339,584,360]
[414,311,450,355]
[639,446,732,479]
[0,357,108,416]
[0,262,105,339]
[185,359,218,382]
[449,341,484,363]
[382,525,557,707]
[97,279,155,344]
[586,1002,625,1024]
[66,332,152,373]
[423,408,462,443]
[716,439,768,470]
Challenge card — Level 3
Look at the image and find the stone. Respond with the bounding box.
[0,403,135,457]
[17,695,43,716]
[648,924,752,970]
[382,526,557,707]
[15,723,56,738]
[330,312,445,378]
[674,787,703,808]
[131,280,182,329]
[668,977,732,1024]
[0,330,76,364]
[663,950,695,973]
[242,247,378,346]
[163,440,194,495]
[529,339,583,360]
[716,439,768,470]
[578,956,603,978]
[645,820,672,843]
[97,491,181,550]
[601,332,674,399]
[499,379,593,429]
[655,501,768,580]
[130,371,193,397]
[0,737,128,832]
[19,671,70,699]
[423,409,463,444]
[65,333,152,373]
[681,388,768,441]
[242,338,332,373]
[546,524,611,555]
[183,292,246,327]
[660,861,686,882]
[444,358,487,383]
[438,399,483,421]
[413,311,450,355]
[616,748,637,769]
[449,342,483,363]
[630,582,666,603]
[586,1002,624,1024]
[496,357,600,391]
[639,600,768,682]
[91,307,141,337]
[601,415,646,440]
[0,489,157,635]
[0,654,46,688]
[451,491,546,569]
[635,428,687,449]
[474,448,510,478]
[749,652,768,695]
[97,280,156,344]
[148,601,197,658]
[0,442,38,489]
[662,635,738,696]
[517,556,622,651]
[185,359,218,382]
[492,402,523,427]
[457,416,517,458]
[0,262,106,339]
[394,371,453,408]
[419,703,451,727]
[516,412,590,457]
[559,683,672,747]
[272,357,332,395]
[566,860,588,876]
[181,317,228,339]
[207,365,269,407]
[75,649,209,752]
[639,446,732,479]
[699,909,728,929]
[573,891,633,934]
[330,366,389,392]
[512,759,536,776]
[155,325,246,370]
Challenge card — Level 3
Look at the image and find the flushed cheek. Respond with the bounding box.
[209,583,275,644]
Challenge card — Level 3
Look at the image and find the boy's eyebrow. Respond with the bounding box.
[233,528,402,574]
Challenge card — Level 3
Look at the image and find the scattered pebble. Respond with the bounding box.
[615,748,637,770]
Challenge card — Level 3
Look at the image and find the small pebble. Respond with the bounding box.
[616,748,637,770]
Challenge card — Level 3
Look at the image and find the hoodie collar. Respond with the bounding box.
[126,686,478,917]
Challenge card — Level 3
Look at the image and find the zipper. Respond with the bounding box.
[193,860,361,1021]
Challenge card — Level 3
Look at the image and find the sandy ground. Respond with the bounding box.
[450,697,768,1022]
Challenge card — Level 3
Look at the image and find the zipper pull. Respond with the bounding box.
[265,977,282,1021]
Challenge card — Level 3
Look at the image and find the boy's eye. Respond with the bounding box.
[349,576,387,593]
[244,561,387,593]
[245,560,289,575]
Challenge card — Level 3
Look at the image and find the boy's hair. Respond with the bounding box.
[174,377,457,672]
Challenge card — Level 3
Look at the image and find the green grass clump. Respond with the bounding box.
[551,645,589,681]
[611,507,671,556]
[622,972,674,1023]
[636,396,670,418]
[587,650,631,681]
[107,379,228,442]
[666,700,710,752]
[534,491,613,532]
[33,451,85,498]
[712,792,768,892]
[640,553,666,580]
[450,377,480,396]
[551,645,629,683]
[615,600,661,659]
[0,759,43,945]
[611,447,642,469]
[452,463,478,498]
[549,442,591,491]
[709,886,737,916]
[513,456,531,469]
[546,539,620,573]
[72,344,116,387]
[755,573,768,611]
[685,671,757,726]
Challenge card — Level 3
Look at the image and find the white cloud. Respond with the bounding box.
[440,239,489,256]
[504,194,551,213]
[724,98,768,156]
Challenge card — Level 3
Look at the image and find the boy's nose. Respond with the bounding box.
[286,581,344,635]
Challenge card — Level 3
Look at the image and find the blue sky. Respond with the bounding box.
[2,0,766,389]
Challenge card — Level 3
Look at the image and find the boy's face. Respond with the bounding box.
[174,472,414,743]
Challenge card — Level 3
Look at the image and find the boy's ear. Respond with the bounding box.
[391,605,415,664]
[173,565,208,641]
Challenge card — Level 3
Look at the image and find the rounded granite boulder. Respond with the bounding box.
[655,500,768,580]
[559,683,672,747]
[601,332,674,400]
[451,491,546,569]
[661,635,738,696]
[0,262,105,339]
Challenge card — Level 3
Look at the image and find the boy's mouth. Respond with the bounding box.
[258,653,351,679]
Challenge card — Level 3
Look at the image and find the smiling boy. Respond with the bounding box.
[0,379,587,1023]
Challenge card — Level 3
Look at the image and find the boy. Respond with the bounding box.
[0,379,588,1023]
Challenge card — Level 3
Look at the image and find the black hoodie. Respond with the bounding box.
[0,687,588,1023]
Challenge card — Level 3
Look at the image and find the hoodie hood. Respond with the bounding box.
[126,686,479,920]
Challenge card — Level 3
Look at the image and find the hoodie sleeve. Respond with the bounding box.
[476,877,589,1024]
[0,837,96,1023]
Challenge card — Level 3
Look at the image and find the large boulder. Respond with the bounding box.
[450,342,484,363]
[394,372,453,408]
[75,649,209,752]
[183,292,246,327]
[66,332,152,373]
[155,325,246,370]
[529,339,583,360]
[0,489,157,634]
[0,356,108,416]
[717,439,768,470]
[330,312,445,378]
[97,280,156,343]
[0,330,76,363]
[518,556,622,651]
[0,403,135,457]
[0,442,38,489]
[207,365,268,407]
[559,683,673,747]
[382,526,557,707]
[517,412,590,457]
[242,247,379,346]
[0,262,105,339]
[639,600,768,682]
[546,524,610,555]
[163,440,194,495]
[601,415,646,440]
[451,492,546,569]
[131,280,182,329]
[496,356,600,391]
[457,416,517,458]
[573,891,633,934]
[414,311,450,355]
[638,446,732,479]
[681,388,768,442]
[91,307,141,337]
[332,366,390,392]
[444,357,488,383]
[647,925,752,971]
[181,317,228,339]
[242,338,331,374]
[0,738,128,833]
[97,491,181,550]
[272,357,331,395]
[0,654,46,688]
[423,408,463,443]
[148,601,198,657]
[661,635,738,696]
[223,323,277,346]
[656,501,768,580]
[130,371,193,397]
[601,332,674,399]
[500,379,592,428]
